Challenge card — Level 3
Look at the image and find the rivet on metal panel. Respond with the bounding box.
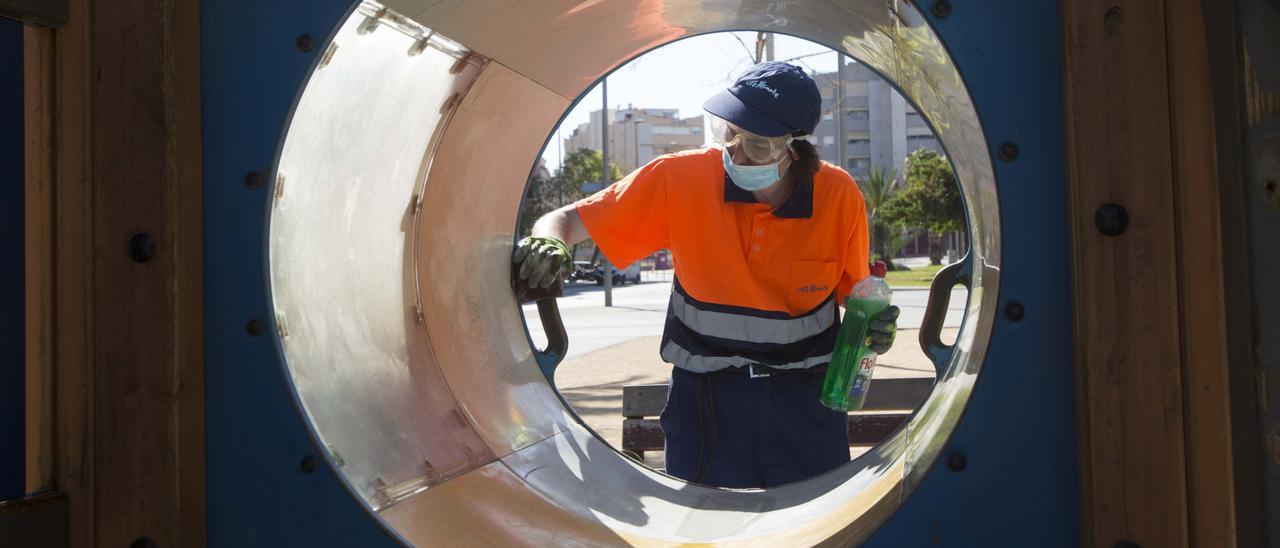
[245,318,264,337]
[449,51,475,74]
[946,452,966,471]
[295,34,316,53]
[1094,203,1129,237]
[452,409,469,428]
[318,42,339,68]
[275,311,290,338]
[998,142,1019,162]
[413,303,425,325]
[1004,302,1025,322]
[1104,6,1124,37]
[130,537,158,548]
[407,37,429,57]
[440,91,462,114]
[244,171,264,188]
[356,10,384,35]
[300,456,319,474]
[931,0,952,19]
[128,232,158,263]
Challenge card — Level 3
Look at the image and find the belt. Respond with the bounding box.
[714,363,828,379]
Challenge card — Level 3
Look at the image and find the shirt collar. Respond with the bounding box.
[723,171,814,219]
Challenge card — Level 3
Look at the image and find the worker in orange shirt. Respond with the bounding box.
[514,62,899,488]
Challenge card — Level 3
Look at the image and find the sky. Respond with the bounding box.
[540,32,844,172]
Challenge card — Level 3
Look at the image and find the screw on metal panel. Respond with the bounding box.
[318,42,339,68]
[946,452,966,472]
[931,0,952,19]
[300,455,319,474]
[244,171,264,188]
[296,34,316,53]
[128,233,157,263]
[1094,203,1130,237]
[131,538,158,548]
[245,319,264,337]
[449,51,474,74]
[1004,301,1025,322]
[998,142,1020,162]
[1104,6,1124,37]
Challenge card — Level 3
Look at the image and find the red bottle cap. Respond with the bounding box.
[870,260,888,278]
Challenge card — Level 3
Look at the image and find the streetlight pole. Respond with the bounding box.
[601,79,613,307]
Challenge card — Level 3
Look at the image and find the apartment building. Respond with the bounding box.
[812,60,943,181]
[563,107,706,174]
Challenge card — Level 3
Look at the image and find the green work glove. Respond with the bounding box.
[512,236,573,289]
[868,305,900,354]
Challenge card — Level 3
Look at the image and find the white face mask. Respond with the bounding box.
[722,146,784,191]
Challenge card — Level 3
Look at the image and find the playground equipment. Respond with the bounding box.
[7,0,1268,546]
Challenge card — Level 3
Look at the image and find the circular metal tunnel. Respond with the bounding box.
[267,0,999,544]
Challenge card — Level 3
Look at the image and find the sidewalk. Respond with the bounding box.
[552,328,953,460]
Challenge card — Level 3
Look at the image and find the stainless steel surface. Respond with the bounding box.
[270,0,999,543]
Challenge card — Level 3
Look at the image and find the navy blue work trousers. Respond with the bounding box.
[659,364,850,488]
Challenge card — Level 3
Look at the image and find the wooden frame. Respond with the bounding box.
[1063,0,1239,545]
[22,0,204,544]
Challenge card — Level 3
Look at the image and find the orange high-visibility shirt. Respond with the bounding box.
[575,147,870,372]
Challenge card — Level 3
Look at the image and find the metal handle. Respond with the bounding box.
[512,264,569,380]
[918,257,970,371]
[532,297,569,377]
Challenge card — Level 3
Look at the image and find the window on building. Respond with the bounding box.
[823,136,835,146]
[822,112,833,121]
[907,134,934,141]
[847,138,870,145]
[848,109,869,121]
[847,157,871,170]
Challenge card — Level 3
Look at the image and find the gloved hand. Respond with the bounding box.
[868,305,900,354]
[512,236,573,289]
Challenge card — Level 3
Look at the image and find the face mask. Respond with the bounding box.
[723,146,784,191]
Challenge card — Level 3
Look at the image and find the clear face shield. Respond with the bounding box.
[710,116,805,165]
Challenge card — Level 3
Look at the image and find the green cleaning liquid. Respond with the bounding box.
[820,274,892,411]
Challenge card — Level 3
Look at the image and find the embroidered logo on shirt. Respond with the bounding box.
[742,79,781,98]
[796,284,831,294]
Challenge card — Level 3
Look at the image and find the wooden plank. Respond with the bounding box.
[27,0,204,543]
[622,414,910,453]
[22,25,55,495]
[49,0,95,544]
[1166,0,1236,545]
[88,0,203,544]
[0,491,70,548]
[1063,0,1191,545]
[622,377,934,418]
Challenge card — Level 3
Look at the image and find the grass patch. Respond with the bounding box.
[884,263,944,287]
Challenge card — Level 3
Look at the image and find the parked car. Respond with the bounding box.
[568,260,642,285]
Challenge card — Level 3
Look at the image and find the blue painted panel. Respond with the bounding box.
[0,16,26,502]
[201,1,400,545]
[866,2,1080,546]
[203,0,1077,544]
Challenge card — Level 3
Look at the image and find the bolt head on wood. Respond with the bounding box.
[1094,203,1129,237]
[128,233,157,263]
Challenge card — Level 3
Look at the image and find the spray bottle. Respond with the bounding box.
[819,262,893,411]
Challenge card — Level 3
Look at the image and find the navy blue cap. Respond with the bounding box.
[703,62,822,138]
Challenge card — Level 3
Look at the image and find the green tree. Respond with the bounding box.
[858,165,905,269]
[560,148,623,193]
[518,149,624,237]
[879,148,964,265]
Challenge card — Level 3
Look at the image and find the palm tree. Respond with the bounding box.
[858,165,901,267]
